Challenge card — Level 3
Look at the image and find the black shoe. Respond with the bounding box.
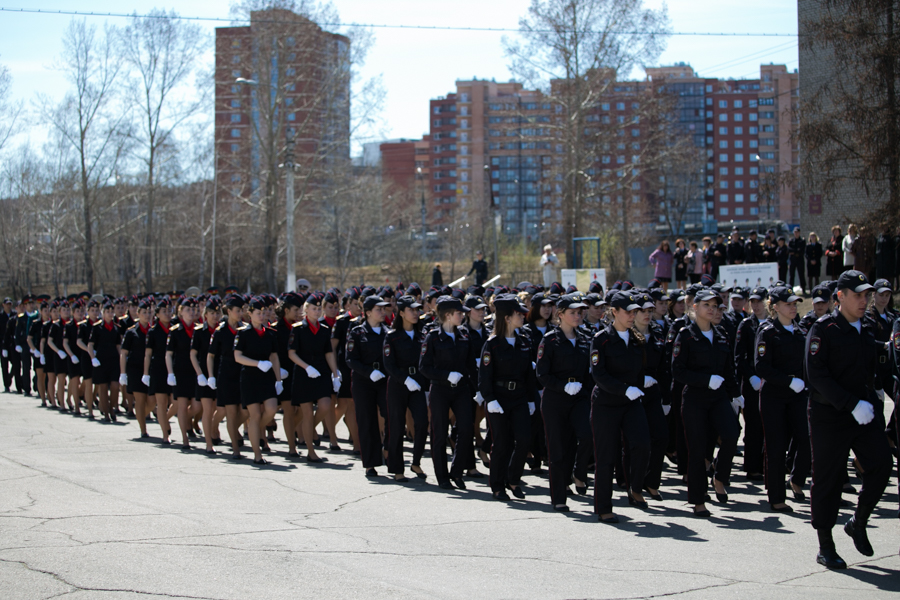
[508,485,525,499]
[229,453,243,461]
[770,504,794,513]
[816,548,847,569]
[394,475,409,483]
[329,444,342,453]
[627,490,648,508]
[205,449,217,455]
[843,484,858,495]
[140,432,150,439]
[103,415,111,423]
[365,468,378,478]
[307,456,324,463]
[553,504,570,512]
[180,445,192,452]
[211,438,222,446]
[493,489,510,501]
[645,489,663,501]
[692,507,711,518]
[287,451,301,459]
[87,414,95,420]
[715,492,728,503]
[439,480,453,490]
[598,514,620,524]
[844,516,874,556]
[575,483,588,496]
[187,430,197,439]
[410,466,427,479]
[452,477,466,490]
[111,412,117,423]
[465,470,485,479]
[253,458,270,465]
[792,488,806,501]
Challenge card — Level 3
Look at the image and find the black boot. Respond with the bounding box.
[844,503,876,557]
[816,529,847,569]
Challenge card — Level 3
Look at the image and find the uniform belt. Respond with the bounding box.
[371,362,380,370]
[495,380,522,391]
[408,367,417,375]
[568,378,578,383]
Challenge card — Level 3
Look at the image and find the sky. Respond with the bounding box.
[0,0,798,153]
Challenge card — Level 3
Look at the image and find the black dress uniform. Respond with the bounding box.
[0,307,10,392]
[640,317,670,494]
[191,322,215,400]
[146,322,171,396]
[77,318,95,383]
[672,294,741,507]
[234,324,277,407]
[805,271,892,567]
[383,297,428,475]
[5,312,21,393]
[89,319,121,385]
[422,300,478,488]
[121,323,149,395]
[166,321,196,398]
[49,318,68,376]
[209,322,240,407]
[346,301,390,471]
[664,313,691,474]
[590,294,652,517]
[535,295,593,508]
[331,311,357,398]
[64,318,82,380]
[274,311,295,406]
[734,300,766,476]
[754,291,811,508]
[289,318,334,404]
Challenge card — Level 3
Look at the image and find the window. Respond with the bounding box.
[763,165,776,173]
[287,113,295,121]
[706,123,713,131]
[735,207,744,216]
[617,155,625,164]
[750,207,759,215]
[761,152,775,159]
[735,180,744,188]
[718,114,728,121]
[616,102,625,110]
[720,180,729,189]
[749,99,758,107]
[734,127,743,135]
[749,140,758,148]
[460,119,469,129]
[718,100,727,108]
[734,154,744,161]
[749,166,758,175]
[719,153,728,162]
[230,174,241,183]
[734,167,744,175]
[719,167,728,175]
[460,93,469,102]
[706,110,713,118]
[230,85,238,93]
[231,70,241,77]
[719,194,728,203]
[718,127,727,135]
[631,129,640,137]
[750,194,758,203]
[230,114,240,123]
[287,53,296,61]
[230,143,239,152]
[632,182,641,190]
[706,137,713,144]
[706,85,713,92]
[617,116,625,123]
[759,97,774,105]
[632,103,639,110]
[734,140,743,148]
[749,126,758,134]
[601,103,610,111]
[720,207,729,216]
[286,68,296,77]
[706,97,712,106]
[285,98,293,106]
[719,140,728,148]
[762,138,775,146]
[231,39,241,48]
[734,114,743,122]
[602,156,611,164]
[231,100,241,108]
[230,129,240,138]
[763,124,775,132]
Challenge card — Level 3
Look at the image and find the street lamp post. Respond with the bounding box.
[281,136,297,293]
[417,167,426,260]
[484,164,499,277]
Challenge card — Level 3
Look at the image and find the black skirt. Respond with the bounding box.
[148,370,170,396]
[291,366,332,405]
[240,370,276,407]
[215,377,241,407]
[126,367,147,395]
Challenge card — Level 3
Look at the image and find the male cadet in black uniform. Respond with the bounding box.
[805,270,892,569]
[726,229,745,265]
[14,295,38,397]
[0,297,12,392]
[466,251,489,286]
[744,230,764,264]
[788,226,807,293]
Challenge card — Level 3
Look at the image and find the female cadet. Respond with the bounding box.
[145,299,174,442]
[346,295,391,477]
[29,302,49,407]
[422,295,478,490]
[120,300,152,438]
[47,302,70,411]
[208,296,246,459]
[64,302,83,414]
[734,286,769,481]
[633,292,669,501]
[233,296,282,465]
[754,286,810,512]
[288,292,340,463]
[523,292,554,473]
[478,294,536,501]
[535,294,593,511]
[77,300,99,418]
[383,294,428,482]
[88,302,122,423]
[331,290,361,454]
[589,292,652,522]
[191,298,223,453]
[672,289,743,517]
[463,295,491,468]
[273,293,302,456]
[166,298,199,450]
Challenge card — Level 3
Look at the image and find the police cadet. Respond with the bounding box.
[805,270,893,569]
[120,300,152,438]
[868,279,895,402]
[274,292,303,457]
[672,289,743,518]
[77,300,99,417]
[208,295,246,459]
[166,298,199,450]
[734,286,768,481]
[478,294,535,501]
[799,285,831,330]
[382,295,428,482]
[145,299,174,442]
[331,288,362,454]
[753,286,810,512]
[535,294,593,511]
[4,301,21,394]
[589,291,652,523]
[47,301,70,410]
[191,299,222,453]
[64,302,84,414]
[462,294,492,469]
[88,302,122,423]
[346,294,391,477]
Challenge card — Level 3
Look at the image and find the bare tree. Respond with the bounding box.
[0,59,23,154]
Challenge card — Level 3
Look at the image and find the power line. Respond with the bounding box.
[0,7,799,37]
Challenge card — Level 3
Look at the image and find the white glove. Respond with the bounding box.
[2,350,7,358]
[625,386,644,401]
[166,374,176,387]
[564,381,582,396]
[731,396,745,415]
[91,357,101,368]
[404,376,421,392]
[70,355,79,364]
[280,368,289,379]
[332,374,341,393]
[447,371,463,385]
[14,345,21,353]
[197,374,208,387]
[40,354,45,365]
[369,369,385,382]
[708,375,724,390]
[528,401,536,415]
[486,400,504,414]
[789,378,805,394]
[207,376,217,390]
[275,381,284,395]
[662,404,671,416]
[57,350,66,360]
[119,373,127,386]
[32,348,40,358]
[141,375,151,387]
[305,365,321,378]
[256,360,272,373]
[749,376,761,391]
[875,388,884,402]
[644,375,657,388]
[851,400,875,425]
[474,391,484,406]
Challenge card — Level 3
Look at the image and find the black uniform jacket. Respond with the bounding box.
[347,322,387,379]
[672,322,740,401]
[420,326,477,392]
[535,327,592,400]
[590,323,645,406]
[754,318,807,395]
[478,331,536,409]
[383,326,427,388]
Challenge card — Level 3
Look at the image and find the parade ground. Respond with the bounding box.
[0,390,898,600]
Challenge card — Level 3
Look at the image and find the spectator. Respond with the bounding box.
[726,230,745,264]
[709,233,727,279]
[824,225,843,280]
[806,231,823,289]
[539,244,560,288]
[761,229,778,263]
[466,251,489,286]
[648,241,673,292]
[744,230,763,263]
[673,239,688,289]
[788,226,807,293]
[686,241,705,284]
[842,223,858,273]
[874,225,896,282]
[775,236,789,283]
[852,226,875,280]
[701,237,713,275]
[431,263,443,287]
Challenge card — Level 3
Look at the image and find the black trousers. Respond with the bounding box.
[641,394,670,490]
[1,350,11,391]
[351,374,387,469]
[487,401,531,492]
[19,349,31,394]
[385,378,427,474]
[808,401,892,531]
[667,383,689,475]
[682,394,739,505]
[542,392,592,506]
[592,399,650,514]
[789,259,806,291]
[8,350,21,392]
[760,390,810,505]
[741,377,764,473]
[429,385,474,483]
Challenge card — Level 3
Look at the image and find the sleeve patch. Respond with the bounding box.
[421,342,427,356]
[591,350,599,366]
[735,329,741,344]
[483,351,491,366]
[757,342,766,357]
[809,336,820,355]
[893,333,900,350]
[673,341,681,358]
[666,329,676,343]
[347,339,355,353]
[537,343,544,360]
[384,344,391,357]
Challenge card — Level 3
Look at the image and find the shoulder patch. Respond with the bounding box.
[537,342,544,360]
[591,350,599,366]
[666,329,676,343]
[757,342,766,357]
[482,351,491,366]
[347,339,355,353]
[809,336,821,355]
[673,341,681,357]
[421,342,427,356]
[894,333,900,350]
[384,344,391,357]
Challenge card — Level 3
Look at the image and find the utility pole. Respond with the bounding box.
[282,136,296,293]
[484,164,500,276]
[418,167,427,260]
[210,146,217,288]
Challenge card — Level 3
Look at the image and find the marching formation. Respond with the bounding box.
[0,269,897,569]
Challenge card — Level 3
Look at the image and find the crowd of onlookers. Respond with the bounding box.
[648,224,900,295]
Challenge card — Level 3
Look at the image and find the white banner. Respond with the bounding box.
[718,263,779,291]
[561,269,607,292]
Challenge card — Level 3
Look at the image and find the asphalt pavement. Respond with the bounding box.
[0,390,898,600]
